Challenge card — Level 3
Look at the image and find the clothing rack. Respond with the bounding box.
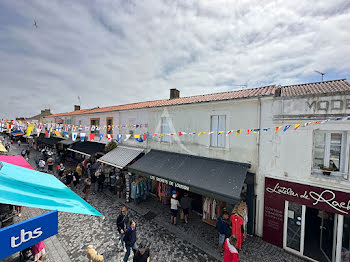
[202,196,223,227]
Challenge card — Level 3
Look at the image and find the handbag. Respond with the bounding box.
[180,210,184,220]
[82,186,86,193]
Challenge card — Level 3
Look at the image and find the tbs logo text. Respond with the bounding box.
[11,228,43,248]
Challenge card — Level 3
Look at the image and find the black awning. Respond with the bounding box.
[68,141,105,157]
[58,138,77,146]
[128,150,250,202]
[36,133,63,146]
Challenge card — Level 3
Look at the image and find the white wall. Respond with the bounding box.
[256,93,350,237]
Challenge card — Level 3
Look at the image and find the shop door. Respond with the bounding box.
[320,211,335,262]
[283,201,305,255]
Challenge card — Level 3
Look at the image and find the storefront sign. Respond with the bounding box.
[263,177,350,247]
[149,175,190,191]
[266,180,350,215]
[0,210,58,260]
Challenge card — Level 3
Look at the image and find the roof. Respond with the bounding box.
[43,79,350,118]
[128,149,251,202]
[58,138,77,145]
[0,156,32,169]
[281,79,350,97]
[37,133,63,146]
[97,146,144,168]
[44,85,278,118]
[68,141,105,157]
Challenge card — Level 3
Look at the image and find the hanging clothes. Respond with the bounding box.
[230,214,244,250]
[130,182,137,200]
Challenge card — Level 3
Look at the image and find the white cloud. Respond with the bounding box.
[0,0,349,119]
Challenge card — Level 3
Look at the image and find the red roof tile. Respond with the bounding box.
[45,79,350,118]
[281,79,350,97]
[45,85,278,117]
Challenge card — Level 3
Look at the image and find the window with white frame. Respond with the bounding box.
[161,117,171,142]
[210,115,226,148]
[313,130,347,173]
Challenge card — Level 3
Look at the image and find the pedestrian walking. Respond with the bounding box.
[83,178,91,201]
[115,173,124,198]
[223,235,239,262]
[26,148,30,158]
[73,170,79,187]
[58,163,65,177]
[47,156,54,174]
[217,211,230,254]
[123,220,138,262]
[97,171,105,192]
[38,159,46,172]
[180,192,192,224]
[32,241,46,262]
[90,171,97,194]
[65,170,73,188]
[76,163,82,178]
[116,206,129,252]
[170,194,180,225]
[17,140,21,147]
[21,148,26,158]
[133,241,150,262]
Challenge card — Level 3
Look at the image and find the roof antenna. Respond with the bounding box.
[77,96,81,106]
[314,70,325,82]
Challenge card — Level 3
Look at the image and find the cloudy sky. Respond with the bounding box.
[0,0,349,119]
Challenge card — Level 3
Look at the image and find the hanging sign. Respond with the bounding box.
[0,210,58,260]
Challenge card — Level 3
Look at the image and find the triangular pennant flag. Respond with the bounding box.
[72,132,78,141]
[143,133,147,141]
[283,125,291,132]
[91,125,95,131]
[152,133,158,137]
[134,134,140,139]
[90,133,95,141]
[312,120,322,125]
[226,130,232,136]
[124,134,131,141]
[247,129,253,135]
[45,130,49,138]
[342,116,350,121]
[275,126,282,134]
[64,131,69,137]
[236,130,241,136]
[99,134,104,142]
[253,129,260,133]
[107,134,113,141]
[198,132,206,136]
[294,124,301,130]
[54,130,62,137]
[80,133,86,142]
[263,128,270,132]
[116,134,122,142]
[178,132,184,136]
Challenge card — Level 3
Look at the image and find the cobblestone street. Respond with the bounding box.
[3,142,305,262]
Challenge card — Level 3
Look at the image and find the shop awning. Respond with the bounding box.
[0,143,6,153]
[97,146,144,168]
[68,141,105,157]
[58,138,77,145]
[37,133,63,146]
[0,156,102,216]
[129,150,251,202]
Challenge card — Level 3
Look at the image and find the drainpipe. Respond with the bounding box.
[255,96,262,235]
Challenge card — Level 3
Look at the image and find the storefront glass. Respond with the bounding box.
[286,202,302,252]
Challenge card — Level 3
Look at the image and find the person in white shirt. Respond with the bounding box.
[38,159,46,171]
[170,194,180,225]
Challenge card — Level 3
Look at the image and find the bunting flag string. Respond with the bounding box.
[2,115,350,144]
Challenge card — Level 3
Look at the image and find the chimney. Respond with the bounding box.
[170,89,180,99]
[74,105,81,111]
[274,87,282,97]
